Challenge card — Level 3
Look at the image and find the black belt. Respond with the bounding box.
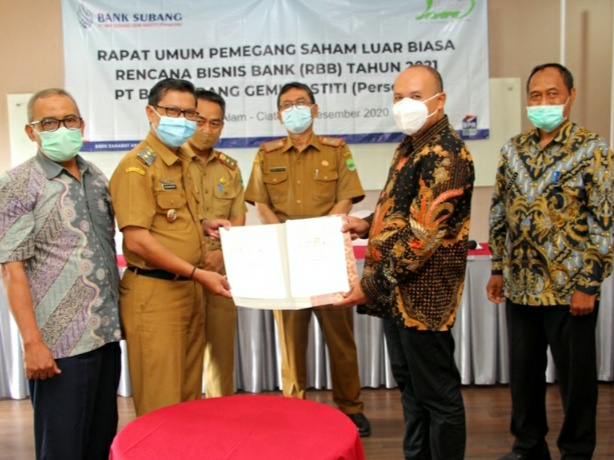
[127,266,189,281]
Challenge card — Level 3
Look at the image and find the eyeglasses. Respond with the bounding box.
[195,118,223,129]
[279,101,312,112]
[30,115,82,132]
[154,105,199,121]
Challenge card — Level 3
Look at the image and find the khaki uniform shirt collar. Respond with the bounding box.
[145,132,195,166]
[204,149,219,165]
[282,132,322,153]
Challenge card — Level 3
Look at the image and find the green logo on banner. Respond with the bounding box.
[416,0,475,20]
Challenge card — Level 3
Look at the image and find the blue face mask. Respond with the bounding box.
[281,106,313,134]
[153,109,196,147]
[526,98,569,133]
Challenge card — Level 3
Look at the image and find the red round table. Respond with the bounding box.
[110,394,366,460]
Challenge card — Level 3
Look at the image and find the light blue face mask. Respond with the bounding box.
[38,127,83,162]
[526,98,569,133]
[281,106,313,134]
[153,109,196,147]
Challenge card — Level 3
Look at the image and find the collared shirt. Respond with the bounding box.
[245,132,365,222]
[193,149,247,251]
[489,121,614,305]
[360,116,475,331]
[0,153,121,359]
[109,132,206,268]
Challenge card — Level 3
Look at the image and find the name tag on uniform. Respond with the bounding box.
[270,167,286,173]
[162,184,177,190]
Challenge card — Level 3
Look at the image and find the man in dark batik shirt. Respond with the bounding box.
[335,65,474,460]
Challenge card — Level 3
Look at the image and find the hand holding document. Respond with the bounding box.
[219,215,358,309]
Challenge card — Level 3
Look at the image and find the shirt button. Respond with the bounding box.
[297,180,301,185]
[297,200,301,204]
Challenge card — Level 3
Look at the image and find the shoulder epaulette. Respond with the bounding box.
[263,139,285,153]
[137,148,156,166]
[320,137,345,147]
[215,151,238,170]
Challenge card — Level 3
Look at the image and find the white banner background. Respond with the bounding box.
[62,0,489,152]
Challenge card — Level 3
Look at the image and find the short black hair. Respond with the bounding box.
[526,63,574,93]
[277,82,315,109]
[194,88,226,119]
[148,78,196,107]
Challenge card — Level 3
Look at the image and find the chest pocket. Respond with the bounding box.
[263,172,288,204]
[155,192,189,230]
[549,177,584,212]
[213,183,240,218]
[314,170,338,202]
[90,191,115,234]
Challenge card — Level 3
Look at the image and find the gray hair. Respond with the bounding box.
[27,88,80,122]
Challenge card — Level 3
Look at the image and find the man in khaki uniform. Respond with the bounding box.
[244,81,371,436]
[187,89,247,397]
[109,78,231,416]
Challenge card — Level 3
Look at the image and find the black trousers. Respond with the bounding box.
[383,320,466,460]
[506,301,598,459]
[29,341,121,460]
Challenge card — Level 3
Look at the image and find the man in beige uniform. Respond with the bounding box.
[110,78,231,416]
[187,89,247,397]
[244,81,371,436]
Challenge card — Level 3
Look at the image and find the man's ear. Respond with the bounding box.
[311,104,319,119]
[436,93,446,111]
[145,105,158,126]
[24,124,38,142]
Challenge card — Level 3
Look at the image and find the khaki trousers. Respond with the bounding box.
[274,306,363,414]
[120,269,205,416]
[203,289,237,397]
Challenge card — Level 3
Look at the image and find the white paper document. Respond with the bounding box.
[219,215,356,309]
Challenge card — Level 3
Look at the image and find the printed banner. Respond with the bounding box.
[62,0,489,152]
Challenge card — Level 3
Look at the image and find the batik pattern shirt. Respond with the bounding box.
[489,121,613,305]
[360,116,475,331]
[0,153,121,358]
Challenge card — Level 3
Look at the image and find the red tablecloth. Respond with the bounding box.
[110,395,365,460]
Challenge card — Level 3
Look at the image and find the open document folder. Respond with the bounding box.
[219,215,359,309]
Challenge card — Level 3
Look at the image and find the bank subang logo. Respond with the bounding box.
[416,0,475,20]
[77,3,94,28]
[76,2,183,29]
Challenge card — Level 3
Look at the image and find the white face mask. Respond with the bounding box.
[392,93,440,135]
